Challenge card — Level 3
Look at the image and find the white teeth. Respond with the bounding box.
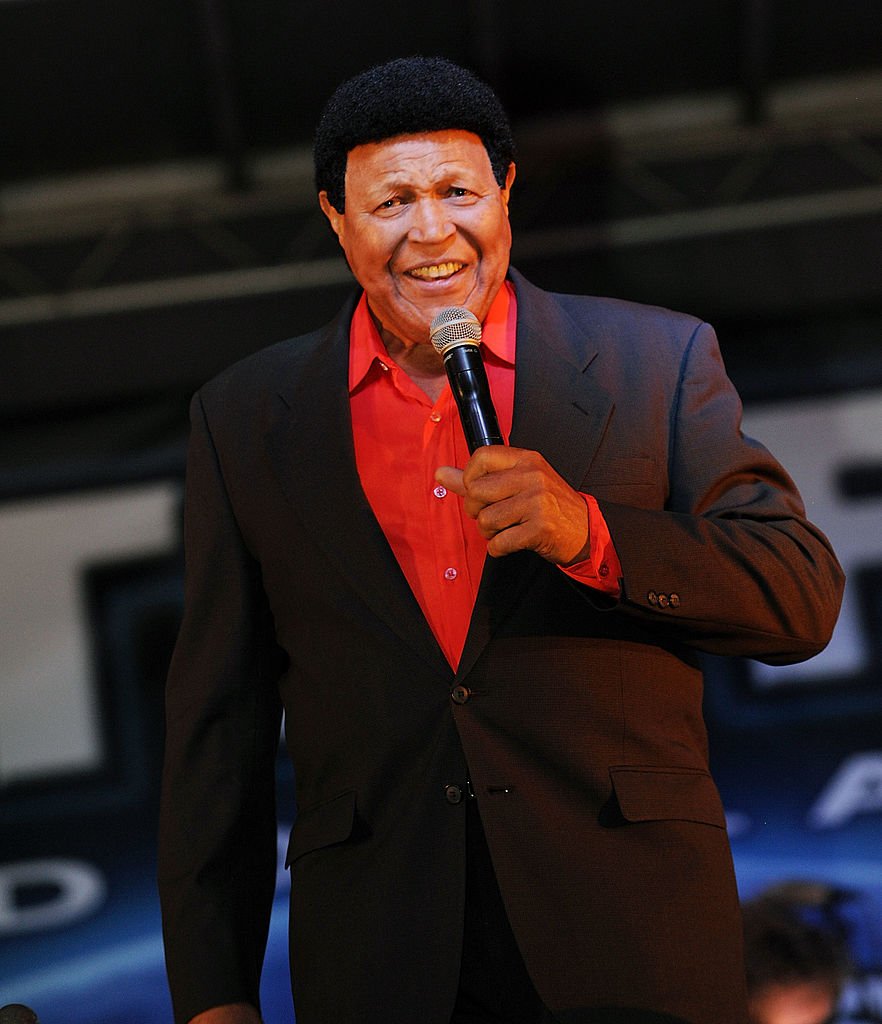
[408,261,463,280]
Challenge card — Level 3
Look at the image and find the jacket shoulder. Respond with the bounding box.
[509,268,708,362]
[200,327,322,401]
[554,291,703,336]
[195,293,356,416]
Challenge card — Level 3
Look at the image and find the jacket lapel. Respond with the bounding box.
[457,271,615,679]
[265,296,451,679]
[507,269,613,482]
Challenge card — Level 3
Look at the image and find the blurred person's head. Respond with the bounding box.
[743,882,851,1024]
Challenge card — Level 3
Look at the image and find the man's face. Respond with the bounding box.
[319,129,515,351]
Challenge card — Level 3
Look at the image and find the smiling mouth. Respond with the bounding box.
[406,261,464,281]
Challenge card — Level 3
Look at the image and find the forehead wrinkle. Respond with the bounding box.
[345,133,494,199]
[367,157,476,192]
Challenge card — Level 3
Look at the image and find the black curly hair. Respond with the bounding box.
[314,56,515,211]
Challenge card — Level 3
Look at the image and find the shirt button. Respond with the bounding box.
[429,412,442,423]
[444,567,458,581]
[451,685,471,705]
[444,784,464,804]
[433,485,447,499]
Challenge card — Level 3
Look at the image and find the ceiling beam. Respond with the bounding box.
[738,0,772,123]
[194,0,250,190]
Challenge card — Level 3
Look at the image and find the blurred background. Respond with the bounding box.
[1,2,881,1022]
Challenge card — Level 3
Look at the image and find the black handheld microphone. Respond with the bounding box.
[430,307,504,453]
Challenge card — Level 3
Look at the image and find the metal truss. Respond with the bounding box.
[1,72,881,329]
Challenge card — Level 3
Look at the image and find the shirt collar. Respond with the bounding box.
[349,281,517,394]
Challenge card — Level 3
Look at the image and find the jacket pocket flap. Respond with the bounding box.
[609,766,726,828]
[285,789,358,867]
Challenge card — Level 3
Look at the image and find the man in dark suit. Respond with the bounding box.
[158,57,844,1024]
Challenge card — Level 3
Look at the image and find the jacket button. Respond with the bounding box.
[647,590,658,605]
[444,784,464,804]
[451,685,471,705]
[598,562,609,578]
[670,593,680,607]
[658,593,670,608]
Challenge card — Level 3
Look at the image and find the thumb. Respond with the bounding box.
[435,465,466,496]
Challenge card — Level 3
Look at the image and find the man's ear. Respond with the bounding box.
[500,163,516,211]
[318,191,344,243]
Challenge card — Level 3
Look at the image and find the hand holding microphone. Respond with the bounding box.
[431,306,590,565]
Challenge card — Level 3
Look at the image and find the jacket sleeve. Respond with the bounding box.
[596,321,844,664]
[158,392,285,1024]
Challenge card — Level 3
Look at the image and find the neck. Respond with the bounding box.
[368,304,448,400]
[381,327,448,402]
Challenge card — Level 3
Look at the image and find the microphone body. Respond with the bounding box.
[430,307,504,453]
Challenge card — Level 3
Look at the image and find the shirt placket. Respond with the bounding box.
[423,390,475,664]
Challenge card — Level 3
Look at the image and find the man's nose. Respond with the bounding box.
[408,198,455,243]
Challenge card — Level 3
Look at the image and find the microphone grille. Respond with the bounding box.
[430,307,482,355]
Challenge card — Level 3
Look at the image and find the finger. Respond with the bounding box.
[474,494,524,538]
[486,522,530,558]
[436,464,498,520]
[486,518,567,560]
[480,489,590,563]
[461,444,523,487]
[434,465,466,497]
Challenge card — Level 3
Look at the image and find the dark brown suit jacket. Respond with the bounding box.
[158,270,844,1024]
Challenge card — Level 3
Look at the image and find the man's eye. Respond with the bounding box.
[448,187,470,198]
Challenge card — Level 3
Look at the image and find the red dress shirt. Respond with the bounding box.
[349,282,621,669]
